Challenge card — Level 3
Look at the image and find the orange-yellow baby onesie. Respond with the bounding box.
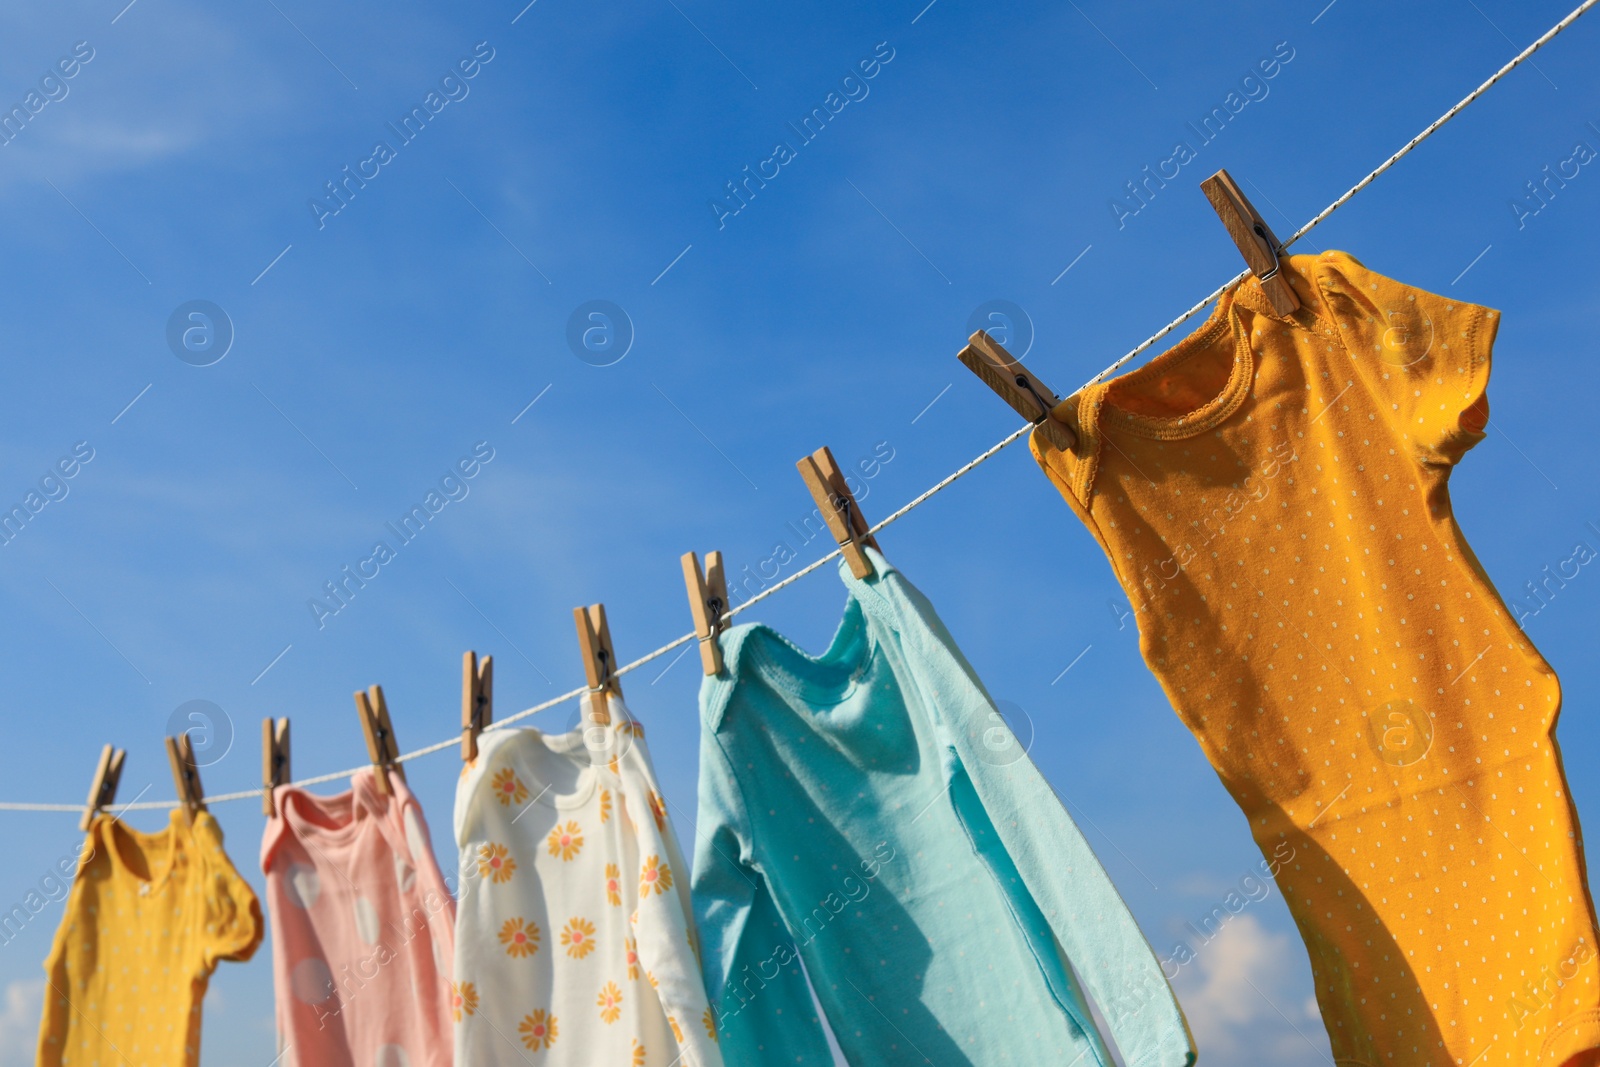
[1031,251,1600,1066]
[36,808,263,1067]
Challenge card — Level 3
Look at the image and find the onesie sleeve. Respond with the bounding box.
[193,812,264,966]
[1028,395,1095,511]
[859,557,1197,1067]
[620,766,725,1067]
[620,722,697,935]
[393,784,457,968]
[690,725,834,1066]
[1312,249,1499,467]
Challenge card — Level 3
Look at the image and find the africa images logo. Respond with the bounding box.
[1376,299,1435,370]
[1366,699,1432,768]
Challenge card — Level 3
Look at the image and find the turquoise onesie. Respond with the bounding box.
[690,547,1195,1066]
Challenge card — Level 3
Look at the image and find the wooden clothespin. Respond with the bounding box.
[957,330,1076,451]
[797,446,878,579]
[80,743,126,831]
[461,651,493,762]
[1200,169,1300,315]
[574,604,621,726]
[681,551,728,676]
[165,732,206,821]
[262,718,290,816]
[353,684,404,794]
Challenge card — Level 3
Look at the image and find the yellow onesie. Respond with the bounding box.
[1032,251,1600,1066]
[37,808,262,1067]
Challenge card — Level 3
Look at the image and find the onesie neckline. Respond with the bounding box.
[492,725,601,811]
[1087,287,1255,441]
[101,807,186,893]
[738,598,873,710]
[276,770,389,849]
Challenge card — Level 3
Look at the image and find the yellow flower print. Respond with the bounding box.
[597,980,623,1024]
[491,767,529,807]
[604,863,622,907]
[669,1015,683,1042]
[547,820,584,862]
[560,917,597,959]
[624,936,640,980]
[646,969,658,989]
[499,917,540,958]
[599,787,612,824]
[518,1008,558,1050]
[450,981,478,1022]
[639,854,673,897]
[647,790,667,832]
[703,1006,718,1043]
[630,1039,646,1066]
[621,719,645,738]
[478,843,516,884]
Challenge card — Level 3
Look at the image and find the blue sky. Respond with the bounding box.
[0,0,1597,1063]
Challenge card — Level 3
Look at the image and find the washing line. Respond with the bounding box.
[4,0,1594,815]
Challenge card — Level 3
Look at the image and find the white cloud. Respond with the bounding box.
[2,116,200,175]
[1170,913,1331,1067]
[0,979,43,1067]
[1166,870,1236,898]
[0,3,295,192]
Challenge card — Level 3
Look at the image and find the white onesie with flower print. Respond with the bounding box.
[452,696,723,1067]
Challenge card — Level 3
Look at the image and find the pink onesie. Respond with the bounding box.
[262,770,457,1067]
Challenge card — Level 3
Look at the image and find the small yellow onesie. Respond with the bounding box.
[1032,251,1600,1066]
[37,808,263,1067]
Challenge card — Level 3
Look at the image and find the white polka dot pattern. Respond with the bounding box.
[1031,252,1600,1066]
[35,809,262,1067]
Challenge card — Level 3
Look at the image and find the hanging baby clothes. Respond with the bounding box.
[261,768,456,1067]
[691,546,1195,1067]
[1028,250,1600,1066]
[37,809,262,1067]
[453,699,722,1067]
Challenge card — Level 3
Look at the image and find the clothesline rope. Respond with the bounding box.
[5,0,1592,815]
